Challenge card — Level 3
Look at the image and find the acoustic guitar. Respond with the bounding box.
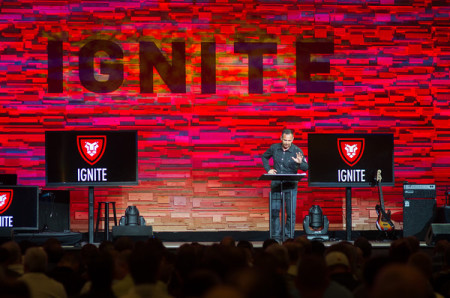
[375,169,395,231]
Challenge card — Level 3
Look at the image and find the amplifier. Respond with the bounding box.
[403,184,436,199]
[404,199,436,240]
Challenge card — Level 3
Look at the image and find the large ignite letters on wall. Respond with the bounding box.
[0,1,449,232]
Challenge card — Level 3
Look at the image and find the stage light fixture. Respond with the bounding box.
[303,205,329,241]
[119,206,146,226]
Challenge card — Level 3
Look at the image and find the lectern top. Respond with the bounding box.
[258,173,306,181]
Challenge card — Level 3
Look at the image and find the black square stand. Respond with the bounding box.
[259,174,305,242]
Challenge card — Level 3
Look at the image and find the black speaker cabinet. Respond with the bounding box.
[426,224,450,245]
[403,199,436,240]
[0,174,17,185]
[112,225,153,242]
[39,190,70,232]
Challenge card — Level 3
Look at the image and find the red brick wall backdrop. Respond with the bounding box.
[1,0,449,232]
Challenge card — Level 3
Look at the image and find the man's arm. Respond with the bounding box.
[298,157,308,171]
[292,148,309,171]
[261,145,274,173]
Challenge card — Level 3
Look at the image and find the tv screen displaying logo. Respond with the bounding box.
[46,130,138,186]
[308,133,394,187]
[0,186,39,230]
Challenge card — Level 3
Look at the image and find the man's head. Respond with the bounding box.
[281,129,294,150]
[325,251,350,274]
[24,247,48,273]
[1,241,22,265]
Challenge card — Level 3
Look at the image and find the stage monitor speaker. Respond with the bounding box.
[403,199,436,240]
[0,227,14,244]
[39,190,70,233]
[425,224,450,245]
[112,225,153,242]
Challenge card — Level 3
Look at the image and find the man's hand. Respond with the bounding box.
[268,169,277,174]
[292,152,304,164]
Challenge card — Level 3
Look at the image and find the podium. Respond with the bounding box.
[259,174,306,242]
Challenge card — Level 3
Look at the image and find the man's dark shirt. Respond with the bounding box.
[262,143,308,191]
[262,143,308,173]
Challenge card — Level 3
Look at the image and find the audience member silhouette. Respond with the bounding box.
[43,238,64,274]
[78,251,116,298]
[370,263,435,298]
[122,239,171,298]
[48,251,84,297]
[325,251,360,292]
[296,254,353,298]
[1,241,24,281]
[353,255,391,298]
[19,247,67,298]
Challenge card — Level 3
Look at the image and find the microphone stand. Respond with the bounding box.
[40,192,55,233]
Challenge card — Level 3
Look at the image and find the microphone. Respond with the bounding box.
[40,192,55,218]
[40,192,54,199]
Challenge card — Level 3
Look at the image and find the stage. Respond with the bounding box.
[2,229,440,252]
[11,231,83,246]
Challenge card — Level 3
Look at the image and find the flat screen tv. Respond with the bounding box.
[308,133,394,187]
[46,130,138,186]
[0,186,39,230]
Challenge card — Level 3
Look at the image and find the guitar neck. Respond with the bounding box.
[375,170,394,231]
[378,181,386,210]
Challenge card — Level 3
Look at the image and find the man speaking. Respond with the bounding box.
[262,129,309,242]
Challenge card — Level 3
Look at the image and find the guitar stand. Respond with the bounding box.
[376,230,397,241]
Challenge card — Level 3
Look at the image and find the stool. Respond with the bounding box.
[95,202,117,242]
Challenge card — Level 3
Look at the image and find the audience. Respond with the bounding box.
[78,250,116,298]
[353,237,372,261]
[1,235,449,298]
[236,240,255,267]
[1,241,24,281]
[432,241,450,298]
[296,254,353,298]
[122,239,171,298]
[112,250,135,297]
[371,263,434,298]
[48,251,84,297]
[0,278,31,298]
[19,246,67,298]
[284,241,304,278]
[325,251,360,291]
[43,238,65,274]
[353,255,391,298]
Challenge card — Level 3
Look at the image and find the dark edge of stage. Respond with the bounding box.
[1,229,411,247]
[153,230,403,243]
